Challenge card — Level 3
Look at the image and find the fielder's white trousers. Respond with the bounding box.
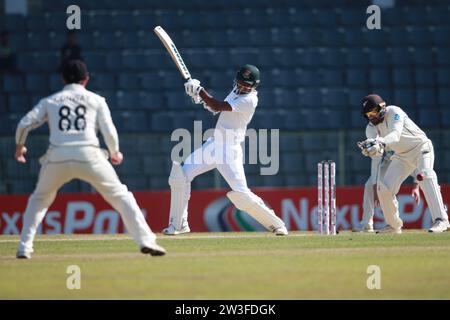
[18,146,156,254]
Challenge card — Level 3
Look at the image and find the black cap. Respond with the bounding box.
[362,94,385,110]
[61,59,88,84]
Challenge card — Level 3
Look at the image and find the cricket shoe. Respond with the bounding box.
[141,242,166,256]
[353,224,375,233]
[428,219,449,233]
[273,226,288,236]
[16,251,32,259]
[162,224,191,235]
[376,225,402,234]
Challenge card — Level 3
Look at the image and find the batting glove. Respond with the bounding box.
[184,79,203,97]
[191,94,203,104]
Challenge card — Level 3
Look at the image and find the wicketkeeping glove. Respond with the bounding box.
[357,138,384,157]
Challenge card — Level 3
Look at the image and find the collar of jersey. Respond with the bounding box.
[63,83,86,91]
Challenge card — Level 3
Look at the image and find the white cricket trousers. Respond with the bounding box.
[18,147,156,254]
[182,138,250,193]
[177,138,285,232]
[361,159,391,227]
[377,141,448,229]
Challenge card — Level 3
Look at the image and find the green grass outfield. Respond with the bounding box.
[1,231,450,299]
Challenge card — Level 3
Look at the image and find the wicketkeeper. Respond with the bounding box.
[358,94,449,233]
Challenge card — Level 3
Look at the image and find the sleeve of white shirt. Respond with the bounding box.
[15,100,48,145]
[378,108,405,146]
[97,98,119,155]
[227,95,256,113]
[365,123,378,139]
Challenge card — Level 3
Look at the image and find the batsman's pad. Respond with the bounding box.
[417,169,449,222]
[227,191,285,231]
[168,162,190,230]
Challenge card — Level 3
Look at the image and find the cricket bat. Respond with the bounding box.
[154,26,191,80]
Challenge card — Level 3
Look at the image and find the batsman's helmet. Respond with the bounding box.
[362,94,386,125]
[234,64,260,94]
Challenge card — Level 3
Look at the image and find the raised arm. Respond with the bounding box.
[199,89,232,112]
[184,78,232,112]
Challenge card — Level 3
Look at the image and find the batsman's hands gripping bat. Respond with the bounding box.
[185,78,209,107]
[153,27,206,106]
[184,79,203,97]
[191,94,203,104]
[153,26,215,113]
[357,138,384,157]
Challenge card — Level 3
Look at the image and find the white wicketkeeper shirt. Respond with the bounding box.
[214,89,258,145]
[15,84,119,155]
[375,105,429,155]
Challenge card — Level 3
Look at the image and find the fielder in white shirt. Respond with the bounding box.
[359,94,449,233]
[14,60,165,258]
[163,64,288,236]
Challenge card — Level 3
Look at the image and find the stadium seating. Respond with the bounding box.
[0,0,448,193]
